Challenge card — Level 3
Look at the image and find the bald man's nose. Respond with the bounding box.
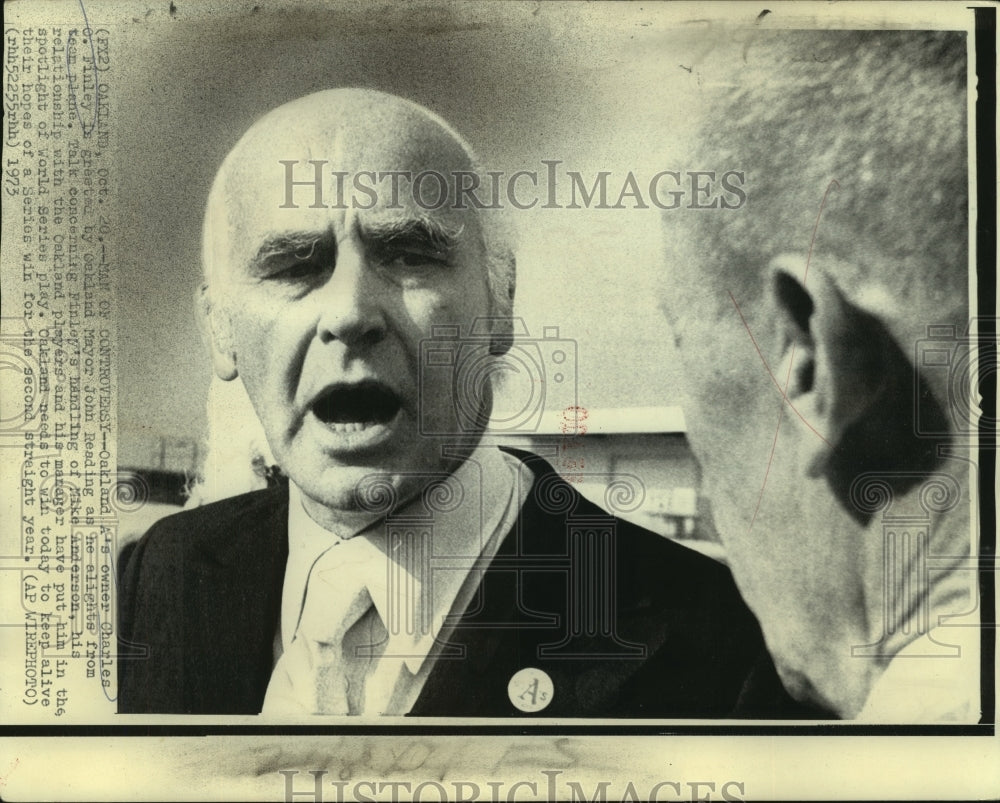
[315,243,388,348]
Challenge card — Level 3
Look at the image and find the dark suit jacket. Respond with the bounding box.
[118,449,820,717]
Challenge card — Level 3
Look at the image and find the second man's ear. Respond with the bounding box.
[766,255,942,519]
[195,284,239,381]
[768,255,886,450]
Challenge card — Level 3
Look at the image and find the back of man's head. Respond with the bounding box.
[656,30,973,715]
[669,29,966,358]
[661,30,968,499]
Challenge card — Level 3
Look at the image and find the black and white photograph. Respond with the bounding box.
[0,0,995,799]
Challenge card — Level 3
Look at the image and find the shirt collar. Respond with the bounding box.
[285,445,519,674]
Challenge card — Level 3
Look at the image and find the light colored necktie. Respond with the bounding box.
[263,543,379,715]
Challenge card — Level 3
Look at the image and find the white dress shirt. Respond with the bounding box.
[266,445,533,716]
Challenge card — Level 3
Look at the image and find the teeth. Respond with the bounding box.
[326,421,375,433]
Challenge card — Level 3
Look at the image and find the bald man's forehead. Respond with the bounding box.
[224,89,475,186]
[218,167,484,268]
[209,102,484,269]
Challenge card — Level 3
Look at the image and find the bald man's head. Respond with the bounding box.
[203,88,514,328]
[196,89,515,528]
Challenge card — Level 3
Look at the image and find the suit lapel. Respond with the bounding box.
[410,520,547,716]
[186,485,289,713]
[412,454,657,717]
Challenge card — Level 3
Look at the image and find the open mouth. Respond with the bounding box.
[310,380,402,432]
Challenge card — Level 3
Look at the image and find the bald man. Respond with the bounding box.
[657,31,980,721]
[118,89,811,717]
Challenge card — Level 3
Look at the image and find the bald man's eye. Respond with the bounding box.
[378,247,450,272]
[268,258,329,282]
[259,241,336,283]
[398,251,446,268]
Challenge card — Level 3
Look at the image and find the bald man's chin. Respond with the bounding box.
[292,466,406,527]
[291,460,432,518]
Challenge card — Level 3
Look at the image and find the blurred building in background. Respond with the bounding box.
[117,406,722,560]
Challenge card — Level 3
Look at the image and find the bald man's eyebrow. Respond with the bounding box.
[247,232,335,274]
[360,218,464,260]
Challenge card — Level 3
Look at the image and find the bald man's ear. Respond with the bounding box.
[767,256,944,519]
[489,253,517,356]
[195,284,239,381]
